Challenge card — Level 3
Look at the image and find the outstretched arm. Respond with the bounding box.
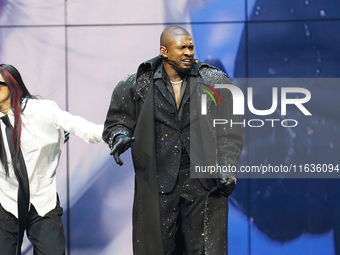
[103,74,137,165]
[50,101,104,143]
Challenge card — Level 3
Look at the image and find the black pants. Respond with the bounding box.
[0,198,65,255]
[159,167,208,255]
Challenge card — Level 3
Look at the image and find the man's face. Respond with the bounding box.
[166,34,195,74]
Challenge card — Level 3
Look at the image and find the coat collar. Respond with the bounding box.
[135,56,211,101]
[136,56,205,80]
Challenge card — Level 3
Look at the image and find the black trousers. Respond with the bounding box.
[0,197,65,255]
[159,167,208,255]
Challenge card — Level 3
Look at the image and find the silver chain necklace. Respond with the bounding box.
[170,80,183,85]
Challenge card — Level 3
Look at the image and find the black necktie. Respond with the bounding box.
[1,115,30,255]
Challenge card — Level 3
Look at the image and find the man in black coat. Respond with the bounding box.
[103,26,243,255]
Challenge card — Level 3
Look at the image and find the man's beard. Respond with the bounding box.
[173,64,192,76]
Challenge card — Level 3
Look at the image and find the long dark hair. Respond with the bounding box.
[0,64,34,177]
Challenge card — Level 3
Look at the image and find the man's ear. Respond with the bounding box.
[160,46,168,58]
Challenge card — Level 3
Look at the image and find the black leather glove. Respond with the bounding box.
[64,131,70,143]
[109,135,135,166]
[218,175,237,197]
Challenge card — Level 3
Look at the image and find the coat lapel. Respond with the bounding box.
[131,82,165,255]
[154,79,174,106]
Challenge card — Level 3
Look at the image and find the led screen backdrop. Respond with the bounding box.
[0,0,339,254]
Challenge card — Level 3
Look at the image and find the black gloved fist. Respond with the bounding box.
[218,177,236,197]
[109,135,135,166]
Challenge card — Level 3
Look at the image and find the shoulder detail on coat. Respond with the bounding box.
[198,65,231,87]
[199,65,226,77]
[135,70,154,101]
[116,73,137,88]
[109,73,138,104]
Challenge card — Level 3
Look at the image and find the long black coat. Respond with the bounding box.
[103,57,244,255]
